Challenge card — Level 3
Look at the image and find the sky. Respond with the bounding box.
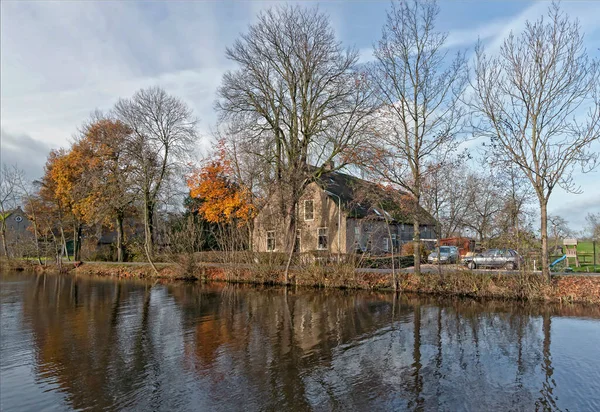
[1,0,599,232]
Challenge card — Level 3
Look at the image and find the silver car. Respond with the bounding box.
[428,246,459,264]
[463,249,522,270]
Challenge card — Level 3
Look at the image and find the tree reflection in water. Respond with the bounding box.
[2,272,599,411]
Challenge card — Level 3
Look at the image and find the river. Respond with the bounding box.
[1,271,599,411]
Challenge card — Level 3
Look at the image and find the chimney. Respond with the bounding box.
[325,160,335,171]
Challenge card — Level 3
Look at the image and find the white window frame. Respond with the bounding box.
[266,231,275,252]
[383,237,389,252]
[304,200,314,221]
[317,227,328,250]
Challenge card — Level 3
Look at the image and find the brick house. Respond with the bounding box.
[253,169,437,254]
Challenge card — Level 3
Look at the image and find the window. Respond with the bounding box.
[391,233,397,249]
[304,200,314,220]
[354,226,361,240]
[266,231,275,252]
[317,228,328,250]
[383,238,389,252]
[294,229,301,253]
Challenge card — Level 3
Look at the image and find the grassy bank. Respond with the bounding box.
[35,260,599,305]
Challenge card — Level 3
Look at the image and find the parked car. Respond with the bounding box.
[462,249,522,270]
[428,246,459,264]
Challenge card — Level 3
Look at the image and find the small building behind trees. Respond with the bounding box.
[253,169,437,255]
[2,206,34,256]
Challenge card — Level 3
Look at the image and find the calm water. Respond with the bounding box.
[1,272,599,412]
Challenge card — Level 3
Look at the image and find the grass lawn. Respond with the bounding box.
[577,240,596,254]
[549,240,600,273]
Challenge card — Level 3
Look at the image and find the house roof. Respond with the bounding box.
[315,170,436,225]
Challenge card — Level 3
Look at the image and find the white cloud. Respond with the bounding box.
[1,0,598,230]
[0,1,238,148]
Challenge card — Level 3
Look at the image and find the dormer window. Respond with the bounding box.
[304,200,314,221]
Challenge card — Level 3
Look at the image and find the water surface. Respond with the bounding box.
[1,271,599,411]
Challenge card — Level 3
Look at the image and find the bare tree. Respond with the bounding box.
[585,212,600,240]
[368,0,468,274]
[421,154,472,240]
[548,215,571,254]
[462,171,505,243]
[115,87,198,263]
[472,3,600,281]
[16,174,43,264]
[217,5,376,282]
[0,165,24,257]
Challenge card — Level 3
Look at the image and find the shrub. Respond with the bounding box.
[400,242,429,262]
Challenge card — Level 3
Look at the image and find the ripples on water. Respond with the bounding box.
[1,271,599,411]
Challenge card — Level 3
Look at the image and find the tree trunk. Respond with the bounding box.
[283,207,297,285]
[143,195,159,276]
[1,225,9,258]
[27,205,43,265]
[60,225,70,261]
[116,211,125,263]
[413,216,421,276]
[73,223,82,261]
[540,200,550,282]
[144,195,155,258]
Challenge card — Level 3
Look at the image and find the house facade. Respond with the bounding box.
[1,206,34,256]
[253,170,437,254]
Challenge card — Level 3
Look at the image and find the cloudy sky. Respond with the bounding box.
[1,0,599,231]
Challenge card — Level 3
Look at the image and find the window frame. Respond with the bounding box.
[383,237,389,252]
[266,230,275,252]
[304,200,314,221]
[317,227,328,250]
[294,229,301,253]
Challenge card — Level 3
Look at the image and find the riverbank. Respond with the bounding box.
[55,261,600,304]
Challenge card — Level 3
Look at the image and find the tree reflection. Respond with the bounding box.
[5,272,597,411]
[535,311,561,412]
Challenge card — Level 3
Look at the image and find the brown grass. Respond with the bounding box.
[10,258,596,305]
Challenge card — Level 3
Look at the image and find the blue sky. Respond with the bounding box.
[1,0,599,231]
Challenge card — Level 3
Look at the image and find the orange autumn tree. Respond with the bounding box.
[71,118,134,262]
[41,148,87,261]
[187,150,255,250]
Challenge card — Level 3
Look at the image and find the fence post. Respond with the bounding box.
[594,240,597,273]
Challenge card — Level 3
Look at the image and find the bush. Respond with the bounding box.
[400,242,429,262]
[358,255,414,269]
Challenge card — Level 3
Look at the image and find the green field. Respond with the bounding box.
[548,240,599,273]
[577,240,596,254]
[574,241,598,272]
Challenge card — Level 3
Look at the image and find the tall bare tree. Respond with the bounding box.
[368,0,468,274]
[472,3,600,281]
[0,165,24,257]
[115,87,197,261]
[217,5,376,282]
